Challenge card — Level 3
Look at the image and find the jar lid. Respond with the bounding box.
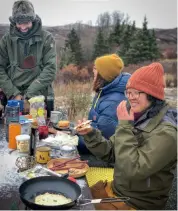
[36,146,51,152]
[16,134,30,141]
[51,111,61,114]
[7,100,20,107]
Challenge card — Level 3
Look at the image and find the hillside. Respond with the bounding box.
[0,23,177,56]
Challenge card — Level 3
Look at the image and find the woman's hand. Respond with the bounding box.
[117,100,134,121]
[75,118,93,135]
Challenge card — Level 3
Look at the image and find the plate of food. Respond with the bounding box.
[47,157,89,178]
[53,120,74,131]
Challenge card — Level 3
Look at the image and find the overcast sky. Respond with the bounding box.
[0,0,177,29]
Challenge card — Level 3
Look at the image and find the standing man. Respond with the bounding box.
[0,0,57,115]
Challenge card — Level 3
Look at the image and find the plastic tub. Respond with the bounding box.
[16,134,30,153]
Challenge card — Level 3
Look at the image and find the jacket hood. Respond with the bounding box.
[101,73,131,94]
[134,103,177,132]
[163,108,177,127]
[9,14,42,39]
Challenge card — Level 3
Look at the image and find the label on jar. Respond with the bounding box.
[21,123,31,135]
[19,141,29,153]
[38,107,44,117]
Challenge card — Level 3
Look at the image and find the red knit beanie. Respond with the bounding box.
[126,62,165,100]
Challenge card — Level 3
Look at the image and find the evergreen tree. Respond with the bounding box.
[117,21,137,65]
[123,31,141,64]
[123,16,155,64]
[65,28,83,65]
[59,47,75,68]
[118,24,132,57]
[92,28,109,59]
[109,20,125,46]
[141,16,151,60]
[131,20,136,35]
[112,20,122,45]
[149,29,160,60]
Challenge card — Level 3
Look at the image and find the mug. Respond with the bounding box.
[50,111,61,124]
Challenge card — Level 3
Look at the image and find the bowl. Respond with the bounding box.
[60,145,77,158]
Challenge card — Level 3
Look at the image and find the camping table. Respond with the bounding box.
[0,122,94,210]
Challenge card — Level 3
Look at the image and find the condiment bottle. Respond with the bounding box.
[8,123,21,149]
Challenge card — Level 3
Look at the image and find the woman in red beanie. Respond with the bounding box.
[76,62,177,210]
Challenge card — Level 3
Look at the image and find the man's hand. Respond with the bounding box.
[14,95,22,100]
[117,100,134,121]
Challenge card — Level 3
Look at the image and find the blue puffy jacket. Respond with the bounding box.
[77,72,131,154]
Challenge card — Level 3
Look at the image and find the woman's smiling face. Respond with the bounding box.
[125,88,151,113]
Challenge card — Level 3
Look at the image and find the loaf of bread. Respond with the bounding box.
[58,120,70,128]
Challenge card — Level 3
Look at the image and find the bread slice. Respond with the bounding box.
[74,120,92,130]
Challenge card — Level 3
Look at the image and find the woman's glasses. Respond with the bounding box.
[124,90,144,99]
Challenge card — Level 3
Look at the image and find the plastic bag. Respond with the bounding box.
[28,95,46,126]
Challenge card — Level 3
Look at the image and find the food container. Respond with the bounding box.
[16,156,36,172]
[38,125,48,140]
[60,145,77,158]
[36,146,51,164]
[28,95,46,126]
[16,134,30,153]
[20,121,31,135]
[18,165,62,179]
[8,123,21,149]
[50,111,61,124]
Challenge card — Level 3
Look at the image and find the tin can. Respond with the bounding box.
[36,146,51,164]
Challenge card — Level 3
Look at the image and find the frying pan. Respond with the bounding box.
[19,176,81,210]
[19,176,130,210]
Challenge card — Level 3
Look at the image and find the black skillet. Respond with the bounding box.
[19,176,81,210]
[19,176,130,210]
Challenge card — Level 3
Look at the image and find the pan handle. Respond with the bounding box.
[99,197,130,203]
[79,197,130,206]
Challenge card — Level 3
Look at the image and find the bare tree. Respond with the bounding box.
[75,21,83,37]
[96,12,111,28]
[96,12,112,38]
[87,20,92,28]
[111,11,124,26]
